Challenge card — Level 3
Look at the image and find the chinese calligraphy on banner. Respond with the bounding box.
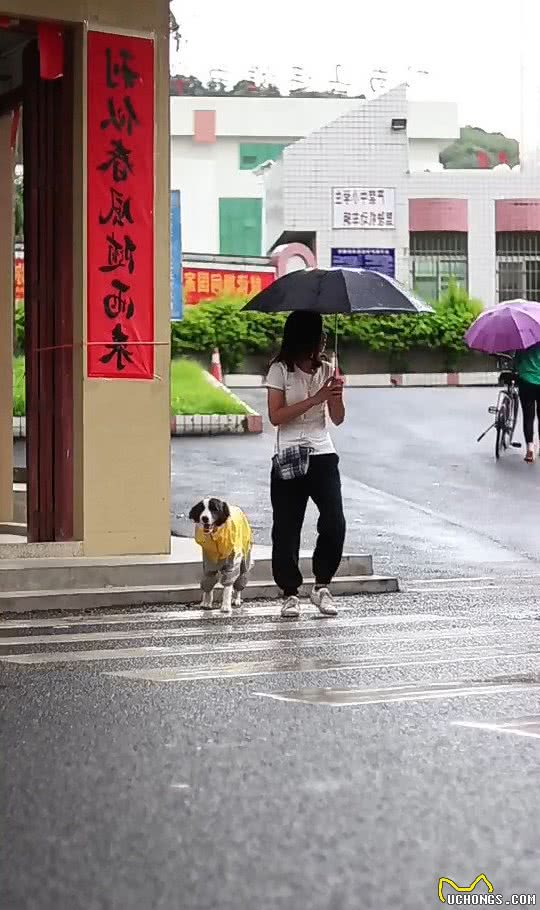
[332,187,395,230]
[183,268,275,305]
[87,31,154,379]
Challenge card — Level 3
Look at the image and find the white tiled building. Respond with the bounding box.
[170,93,459,260]
[265,85,540,307]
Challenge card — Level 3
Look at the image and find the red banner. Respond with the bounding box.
[87,32,154,379]
[183,267,275,306]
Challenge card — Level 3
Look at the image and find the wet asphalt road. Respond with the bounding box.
[6,389,540,910]
[172,387,540,580]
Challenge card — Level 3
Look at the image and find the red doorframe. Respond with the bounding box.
[23,32,74,541]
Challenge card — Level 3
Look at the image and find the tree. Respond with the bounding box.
[170,74,205,96]
[440,126,519,170]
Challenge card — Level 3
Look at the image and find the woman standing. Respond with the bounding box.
[265,311,346,618]
[516,342,540,463]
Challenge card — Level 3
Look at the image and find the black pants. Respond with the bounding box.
[518,380,540,444]
[271,453,346,597]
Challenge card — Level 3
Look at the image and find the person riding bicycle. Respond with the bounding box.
[514,342,540,463]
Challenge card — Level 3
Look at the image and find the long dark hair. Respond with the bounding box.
[271,311,325,372]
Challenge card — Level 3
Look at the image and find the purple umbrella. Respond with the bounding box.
[465,299,540,353]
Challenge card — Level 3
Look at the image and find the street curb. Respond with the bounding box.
[225,371,500,389]
[169,413,262,436]
[12,377,263,440]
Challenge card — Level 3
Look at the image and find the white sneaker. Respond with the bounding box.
[310,586,337,616]
[281,595,301,618]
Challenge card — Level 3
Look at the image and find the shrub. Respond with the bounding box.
[172,298,287,372]
[14,305,24,355]
[15,283,483,372]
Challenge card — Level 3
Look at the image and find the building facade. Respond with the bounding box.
[170,94,459,258]
[264,85,540,308]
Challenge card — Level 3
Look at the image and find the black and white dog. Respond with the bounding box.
[189,498,253,614]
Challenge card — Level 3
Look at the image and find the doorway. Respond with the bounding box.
[0,19,74,543]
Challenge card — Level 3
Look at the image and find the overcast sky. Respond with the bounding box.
[171,0,540,140]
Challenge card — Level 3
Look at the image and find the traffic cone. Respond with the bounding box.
[210,347,223,383]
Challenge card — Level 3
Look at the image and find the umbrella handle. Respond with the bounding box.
[334,313,339,376]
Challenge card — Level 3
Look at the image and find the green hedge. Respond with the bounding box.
[14,285,483,373]
[172,285,483,372]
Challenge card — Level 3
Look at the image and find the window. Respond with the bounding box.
[496,232,540,302]
[410,232,468,301]
[239,143,287,170]
[219,198,262,256]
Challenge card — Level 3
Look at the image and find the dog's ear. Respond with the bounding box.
[211,499,230,527]
[189,501,203,522]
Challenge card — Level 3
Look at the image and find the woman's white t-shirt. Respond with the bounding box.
[264,360,336,456]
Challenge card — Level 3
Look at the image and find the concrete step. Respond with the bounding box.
[0,541,83,560]
[0,553,373,593]
[0,575,398,613]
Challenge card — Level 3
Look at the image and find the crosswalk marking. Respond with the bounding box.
[0,608,440,631]
[1,601,536,704]
[107,648,540,684]
[0,634,531,667]
[0,622,510,648]
[453,719,540,740]
[255,680,539,706]
[0,638,296,665]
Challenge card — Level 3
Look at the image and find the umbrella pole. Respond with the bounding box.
[334,313,339,376]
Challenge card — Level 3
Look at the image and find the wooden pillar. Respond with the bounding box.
[0,115,14,523]
[23,36,74,541]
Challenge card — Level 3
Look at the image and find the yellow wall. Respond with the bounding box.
[3,1,171,555]
[0,116,13,523]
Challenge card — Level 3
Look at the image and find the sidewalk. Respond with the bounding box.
[226,371,499,389]
[0,535,397,613]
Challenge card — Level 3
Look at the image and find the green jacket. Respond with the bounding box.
[516,345,540,385]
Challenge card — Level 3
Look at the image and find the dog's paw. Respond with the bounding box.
[220,605,233,615]
[200,596,215,610]
[233,593,242,608]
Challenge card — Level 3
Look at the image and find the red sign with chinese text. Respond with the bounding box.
[87,32,154,379]
[14,257,24,302]
[183,268,275,305]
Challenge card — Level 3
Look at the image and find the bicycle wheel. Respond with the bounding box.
[495,396,510,459]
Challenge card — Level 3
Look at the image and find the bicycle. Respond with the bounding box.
[477,354,521,459]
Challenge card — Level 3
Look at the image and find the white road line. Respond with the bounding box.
[107,648,540,683]
[453,721,540,740]
[0,622,511,648]
[255,682,537,707]
[0,635,525,667]
[0,638,296,665]
[405,585,504,594]
[408,574,540,585]
[0,636,511,667]
[0,610,444,631]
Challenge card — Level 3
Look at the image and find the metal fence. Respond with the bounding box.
[496,232,540,302]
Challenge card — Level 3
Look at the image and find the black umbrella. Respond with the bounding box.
[243,268,434,315]
[244,267,433,369]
